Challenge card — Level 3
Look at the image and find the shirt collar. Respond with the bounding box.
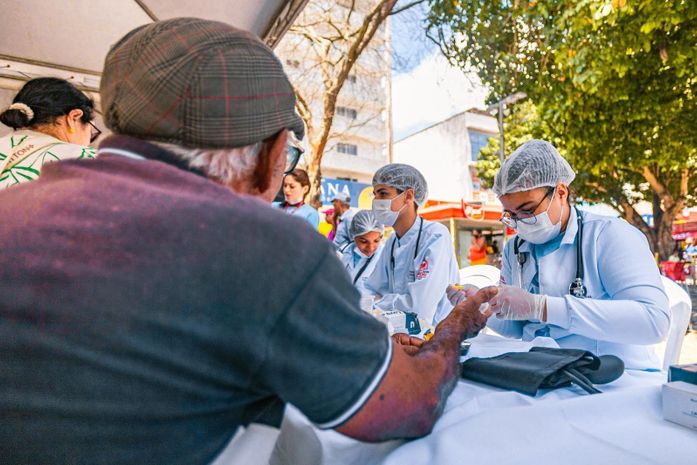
[396,216,421,246]
[561,206,580,246]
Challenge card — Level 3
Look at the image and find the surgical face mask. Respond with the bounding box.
[285,195,303,205]
[515,190,565,244]
[353,247,369,260]
[372,192,406,227]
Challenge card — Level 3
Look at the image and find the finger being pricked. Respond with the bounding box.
[454,286,498,313]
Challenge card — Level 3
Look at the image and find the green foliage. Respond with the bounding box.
[476,100,542,189]
[428,0,697,256]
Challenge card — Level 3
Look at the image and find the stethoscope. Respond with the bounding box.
[389,217,423,291]
[513,209,587,298]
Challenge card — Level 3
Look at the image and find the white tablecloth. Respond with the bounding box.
[270,335,697,465]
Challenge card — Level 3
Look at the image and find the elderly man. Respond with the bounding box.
[0,18,496,465]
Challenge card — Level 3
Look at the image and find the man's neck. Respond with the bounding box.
[394,209,418,238]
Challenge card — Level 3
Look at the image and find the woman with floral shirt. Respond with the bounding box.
[0,77,99,189]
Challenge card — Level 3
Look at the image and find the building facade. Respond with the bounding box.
[394,108,502,267]
[393,108,498,204]
[276,0,392,208]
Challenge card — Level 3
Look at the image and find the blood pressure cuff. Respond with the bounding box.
[460,347,623,396]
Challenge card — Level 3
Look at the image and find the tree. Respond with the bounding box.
[427,0,696,258]
[277,0,426,207]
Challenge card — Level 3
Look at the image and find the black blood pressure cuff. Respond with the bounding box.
[460,347,624,396]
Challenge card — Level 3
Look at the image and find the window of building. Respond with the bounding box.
[346,74,357,84]
[337,143,358,156]
[468,130,492,162]
[336,106,358,120]
[285,59,300,68]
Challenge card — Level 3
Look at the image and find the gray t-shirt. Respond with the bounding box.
[0,139,390,465]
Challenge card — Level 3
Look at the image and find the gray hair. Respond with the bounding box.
[152,141,263,185]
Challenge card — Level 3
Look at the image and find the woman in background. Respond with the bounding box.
[0,77,100,189]
[274,168,319,229]
[340,210,384,295]
[324,208,337,241]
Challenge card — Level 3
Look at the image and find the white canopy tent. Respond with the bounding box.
[0,0,308,135]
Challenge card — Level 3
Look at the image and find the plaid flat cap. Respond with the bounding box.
[100,17,304,148]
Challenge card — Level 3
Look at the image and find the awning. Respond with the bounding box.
[0,0,308,92]
[420,201,513,234]
[672,211,697,240]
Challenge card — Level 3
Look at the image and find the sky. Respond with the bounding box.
[390,3,490,141]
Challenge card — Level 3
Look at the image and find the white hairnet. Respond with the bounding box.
[372,163,428,206]
[349,210,384,239]
[493,139,575,196]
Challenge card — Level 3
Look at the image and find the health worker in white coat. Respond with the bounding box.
[339,210,384,295]
[364,164,460,325]
[481,140,669,370]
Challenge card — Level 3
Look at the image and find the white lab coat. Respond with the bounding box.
[364,217,460,325]
[340,243,383,295]
[489,207,670,370]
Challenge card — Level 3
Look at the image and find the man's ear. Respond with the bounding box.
[557,182,569,202]
[405,188,415,204]
[253,129,287,193]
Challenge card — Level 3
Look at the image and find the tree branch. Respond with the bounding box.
[642,166,675,210]
[390,0,427,16]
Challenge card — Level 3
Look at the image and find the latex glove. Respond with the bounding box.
[446,283,478,306]
[489,285,546,321]
[447,284,492,314]
[447,287,498,340]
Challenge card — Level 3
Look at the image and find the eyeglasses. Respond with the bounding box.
[88,121,102,144]
[285,142,304,174]
[500,187,555,228]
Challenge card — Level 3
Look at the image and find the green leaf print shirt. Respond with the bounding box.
[0,129,96,189]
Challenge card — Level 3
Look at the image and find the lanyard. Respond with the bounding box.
[389,217,423,291]
[353,254,375,285]
[284,201,304,215]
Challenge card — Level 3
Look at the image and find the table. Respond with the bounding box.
[269,335,697,465]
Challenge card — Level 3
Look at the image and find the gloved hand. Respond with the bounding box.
[489,285,546,321]
[446,283,478,306]
[445,287,498,340]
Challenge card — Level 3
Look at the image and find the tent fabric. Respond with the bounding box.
[0,0,307,85]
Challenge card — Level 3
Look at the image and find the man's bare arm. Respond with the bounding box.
[336,287,497,442]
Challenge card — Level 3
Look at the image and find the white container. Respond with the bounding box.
[662,381,697,431]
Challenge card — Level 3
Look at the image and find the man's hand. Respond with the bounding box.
[337,287,498,442]
[392,333,424,356]
[443,287,498,339]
